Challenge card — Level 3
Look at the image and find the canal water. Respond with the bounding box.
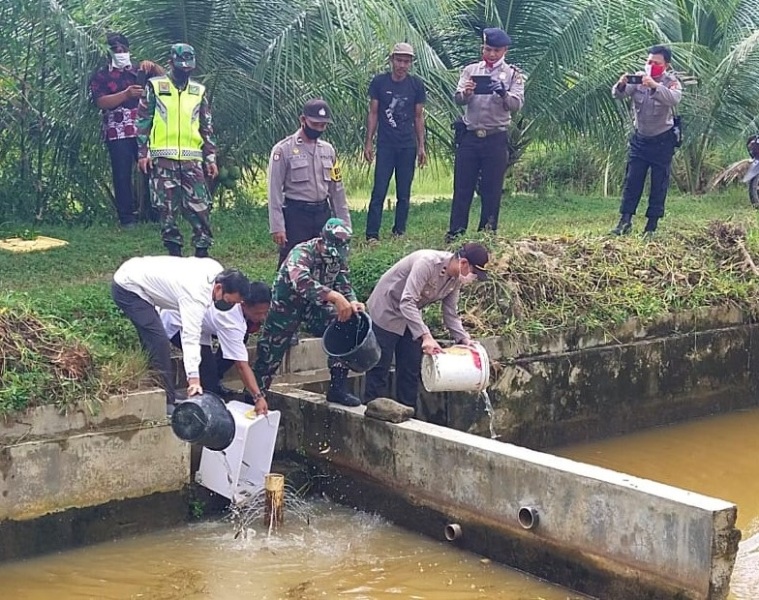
[3,406,759,599]
[556,406,759,600]
[0,498,584,600]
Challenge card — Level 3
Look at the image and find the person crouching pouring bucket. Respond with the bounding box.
[363,243,490,412]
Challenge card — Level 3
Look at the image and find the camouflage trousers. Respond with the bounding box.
[253,294,347,389]
[150,159,213,249]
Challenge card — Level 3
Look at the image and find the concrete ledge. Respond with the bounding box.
[269,388,740,600]
[0,393,190,522]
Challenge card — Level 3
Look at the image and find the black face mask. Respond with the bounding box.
[172,68,190,85]
[302,124,323,140]
[214,299,235,312]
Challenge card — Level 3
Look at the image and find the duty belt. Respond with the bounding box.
[469,127,508,138]
[284,198,329,208]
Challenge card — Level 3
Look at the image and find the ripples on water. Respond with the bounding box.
[0,499,584,600]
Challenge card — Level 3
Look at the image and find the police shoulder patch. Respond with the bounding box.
[158,81,171,95]
[330,159,342,182]
[273,152,281,161]
[188,84,200,95]
[668,79,682,90]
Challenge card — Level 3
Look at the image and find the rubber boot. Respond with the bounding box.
[610,213,633,236]
[165,242,183,257]
[326,366,361,407]
[195,247,209,258]
[643,217,659,234]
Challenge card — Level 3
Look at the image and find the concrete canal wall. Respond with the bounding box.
[269,386,740,600]
[0,391,189,561]
[266,307,759,449]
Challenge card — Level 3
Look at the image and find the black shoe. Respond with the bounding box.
[610,220,632,236]
[326,367,361,407]
[165,242,183,257]
[195,247,209,258]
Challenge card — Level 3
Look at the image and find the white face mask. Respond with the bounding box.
[111,52,131,70]
[459,272,478,285]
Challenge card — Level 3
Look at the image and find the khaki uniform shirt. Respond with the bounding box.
[367,250,470,342]
[267,130,350,233]
[455,60,525,130]
[612,73,682,137]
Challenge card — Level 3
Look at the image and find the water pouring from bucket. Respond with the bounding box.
[421,342,498,439]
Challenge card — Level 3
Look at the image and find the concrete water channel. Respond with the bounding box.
[0,308,755,599]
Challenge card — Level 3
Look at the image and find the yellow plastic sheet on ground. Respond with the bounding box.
[0,236,68,253]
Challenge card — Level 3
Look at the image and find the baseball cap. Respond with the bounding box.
[459,242,490,281]
[321,218,352,261]
[302,99,333,123]
[391,42,415,57]
[171,43,196,69]
[483,28,512,48]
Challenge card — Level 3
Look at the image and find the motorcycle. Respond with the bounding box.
[742,135,759,207]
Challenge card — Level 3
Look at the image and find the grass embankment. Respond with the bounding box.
[2,189,759,414]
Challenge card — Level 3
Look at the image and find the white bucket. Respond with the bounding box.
[421,342,490,393]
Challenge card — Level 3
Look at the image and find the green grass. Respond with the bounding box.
[2,187,759,414]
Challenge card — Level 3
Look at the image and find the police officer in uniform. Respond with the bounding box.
[137,44,218,257]
[446,28,524,243]
[268,99,352,266]
[611,45,682,236]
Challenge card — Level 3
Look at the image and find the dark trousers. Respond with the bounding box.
[278,199,332,266]
[107,138,138,225]
[448,131,510,236]
[111,282,175,403]
[363,325,423,409]
[620,130,677,219]
[366,146,417,239]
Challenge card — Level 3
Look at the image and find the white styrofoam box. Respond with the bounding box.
[196,402,281,502]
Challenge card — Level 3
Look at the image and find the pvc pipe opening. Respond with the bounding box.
[518,506,539,530]
[444,523,462,541]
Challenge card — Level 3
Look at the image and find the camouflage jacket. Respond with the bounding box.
[135,72,217,164]
[275,239,356,304]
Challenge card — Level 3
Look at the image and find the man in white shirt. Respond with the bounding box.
[160,281,271,414]
[111,256,250,409]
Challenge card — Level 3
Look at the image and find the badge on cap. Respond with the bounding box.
[318,108,327,117]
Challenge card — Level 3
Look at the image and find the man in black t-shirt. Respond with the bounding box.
[364,43,427,242]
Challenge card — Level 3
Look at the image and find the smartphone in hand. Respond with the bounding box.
[472,75,493,95]
[626,74,643,84]
[135,70,148,87]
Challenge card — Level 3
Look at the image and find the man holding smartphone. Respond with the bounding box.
[445,27,524,243]
[89,32,163,228]
[611,45,682,236]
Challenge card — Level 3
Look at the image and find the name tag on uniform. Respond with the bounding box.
[158,81,171,95]
[188,84,200,95]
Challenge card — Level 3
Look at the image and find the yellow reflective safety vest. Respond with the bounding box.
[148,76,205,160]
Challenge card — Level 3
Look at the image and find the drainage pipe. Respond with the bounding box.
[444,523,462,541]
[518,506,539,530]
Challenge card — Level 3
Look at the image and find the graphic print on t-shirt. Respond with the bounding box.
[384,93,408,129]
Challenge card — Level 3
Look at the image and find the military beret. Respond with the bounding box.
[483,28,511,48]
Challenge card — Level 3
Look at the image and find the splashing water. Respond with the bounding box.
[228,483,313,539]
[480,390,499,439]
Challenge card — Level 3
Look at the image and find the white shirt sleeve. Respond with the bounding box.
[177,297,210,379]
[209,306,249,362]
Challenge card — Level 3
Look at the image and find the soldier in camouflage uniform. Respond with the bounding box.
[136,43,218,257]
[254,218,365,406]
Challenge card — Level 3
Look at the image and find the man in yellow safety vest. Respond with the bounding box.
[136,43,218,257]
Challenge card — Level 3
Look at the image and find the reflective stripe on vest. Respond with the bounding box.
[148,76,205,161]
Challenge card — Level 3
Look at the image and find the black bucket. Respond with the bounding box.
[170,392,235,451]
[322,311,381,373]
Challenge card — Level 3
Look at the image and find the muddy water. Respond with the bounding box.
[0,499,584,600]
[555,407,759,600]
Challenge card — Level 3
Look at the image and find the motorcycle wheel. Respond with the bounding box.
[750,175,759,208]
